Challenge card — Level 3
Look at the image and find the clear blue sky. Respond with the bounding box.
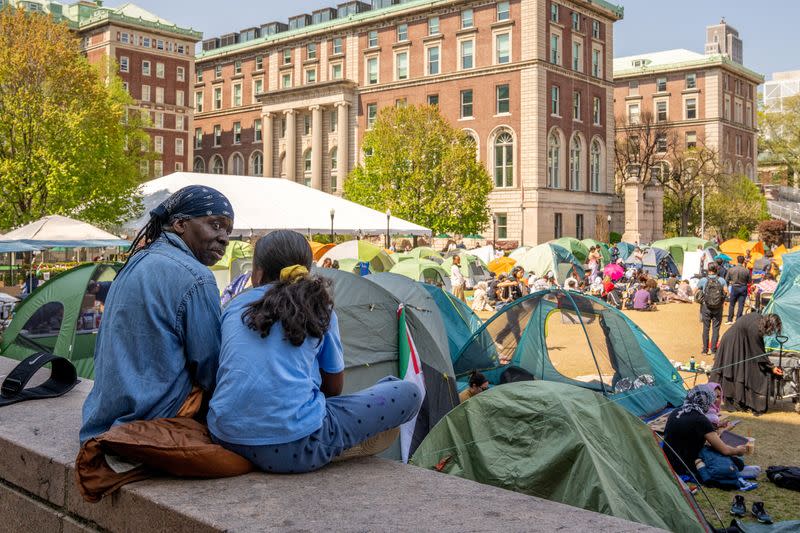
[123,0,797,79]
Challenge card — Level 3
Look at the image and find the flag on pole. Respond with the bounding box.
[397,304,425,463]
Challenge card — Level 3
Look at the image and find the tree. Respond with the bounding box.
[759,94,800,186]
[0,8,149,231]
[706,175,769,239]
[758,219,787,248]
[613,111,676,189]
[344,105,492,235]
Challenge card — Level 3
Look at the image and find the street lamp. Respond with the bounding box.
[700,183,705,238]
[492,213,497,246]
[385,209,391,249]
[329,208,335,243]
[607,214,612,240]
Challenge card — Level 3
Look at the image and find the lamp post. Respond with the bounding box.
[607,214,612,241]
[492,213,497,246]
[329,208,335,243]
[385,209,391,249]
[700,183,705,239]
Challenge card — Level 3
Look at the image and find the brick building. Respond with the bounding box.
[194,0,623,245]
[613,20,763,182]
[6,0,202,178]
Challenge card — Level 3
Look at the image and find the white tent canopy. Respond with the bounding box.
[0,215,128,247]
[126,173,431,236]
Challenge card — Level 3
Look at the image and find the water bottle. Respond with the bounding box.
[689,356,696,371]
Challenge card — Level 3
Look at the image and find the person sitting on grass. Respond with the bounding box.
[207,230,423,473]
[632,283,654,311]
[459,371,489,403]
[471,281,493,312]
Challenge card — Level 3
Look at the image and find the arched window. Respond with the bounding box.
[211,155,224,174]
[250,151,263,176]
[303,149,312,186]
[569,135,581,190]
[463,130,479,160]
[193,156,205,173]
[493,131,513,187]
[547,131,560,188]
[231,153,245,175]
[723,160,733,175]
[651,160,670,181]
[590,139,601,192]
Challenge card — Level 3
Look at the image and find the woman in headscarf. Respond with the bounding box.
[662,386,747,477]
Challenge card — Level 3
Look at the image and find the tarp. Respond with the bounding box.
[550,237,590,263]
[681,251,703,281]
[0,215,129,248]
[765,251,800,353]
[515,244,584,284]
[411,381,706,533]
[127,173,431,236]
[319,240,395,273]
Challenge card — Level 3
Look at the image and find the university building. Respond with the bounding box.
[613,20,762,182]
[194,0,623,245]
[5,0,202,178]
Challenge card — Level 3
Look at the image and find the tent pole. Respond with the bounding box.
[562,289,608,397]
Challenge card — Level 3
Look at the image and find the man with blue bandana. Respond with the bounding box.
[80,186,234,443]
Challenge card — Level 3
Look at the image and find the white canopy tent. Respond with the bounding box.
[0,215,129,247]
[126,173,431,236]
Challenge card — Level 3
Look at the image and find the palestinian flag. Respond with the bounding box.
[398,304,425,463]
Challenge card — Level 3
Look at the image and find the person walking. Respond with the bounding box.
[697,263,728,356]
[450,255,466,302]
[725,256,750,324]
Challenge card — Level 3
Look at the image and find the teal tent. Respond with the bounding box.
[411,381,707,533]
[453,289,686,419]
[550,237,590,263]
[613,241,638,261]
[766,251,800,353]
[420,283,482,362]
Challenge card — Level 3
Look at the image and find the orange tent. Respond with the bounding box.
[719,239,749,258]
[488,256,516,274]
[773,244,789,266]
[309,242,335,261]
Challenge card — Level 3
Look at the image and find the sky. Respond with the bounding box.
[123,0,797,80]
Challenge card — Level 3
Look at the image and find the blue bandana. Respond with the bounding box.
[150,185,234,224]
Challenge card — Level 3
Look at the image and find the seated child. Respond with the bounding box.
[207,230,423,473]
[471,281,493,312]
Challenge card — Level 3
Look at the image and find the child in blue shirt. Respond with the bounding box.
[208,230,422,473]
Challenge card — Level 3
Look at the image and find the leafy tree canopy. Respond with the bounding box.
[0,8,149,232]
[344,105,492,235]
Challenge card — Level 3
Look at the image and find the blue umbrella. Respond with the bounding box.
[715,253,732,262]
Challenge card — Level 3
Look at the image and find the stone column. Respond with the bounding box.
[336,102,349,190]
[310,105,322,190]
[622,178,644,245]
[263,112,273,177]
[284,109,296,181]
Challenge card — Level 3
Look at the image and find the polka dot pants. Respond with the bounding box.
[213,376,423,474]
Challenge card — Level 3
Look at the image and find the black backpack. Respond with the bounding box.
[703,277,725,310]
[767,466,800,491]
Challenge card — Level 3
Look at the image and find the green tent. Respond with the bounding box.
[389,259,449,285]
[209,240,253,292]
[766,251,800,353]
[411,381,706,533]
[320,240,395,273]
[651,237,713,254]
[515,244,584,284]
[441,252,490,288]
[396,247,444,264]
[581,239,611,265]
[1,263,121,379]
[550,237,590,263]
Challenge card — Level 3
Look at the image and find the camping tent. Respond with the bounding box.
[453,289,686,419]
[209,240,253,291]
[487,256,516,275]
[388,259,449,286]
[319,240,395,273]
[441,252,490,289]
[613,242,638,261]
[1,263,121,379]
[0,215,129,248]
[467,245,495,265]
[515,244,584,284]
[765,251,800,353]
[581,239,611,265]
[651,237,714,268]
[719,238,751,258]
[411,381,706,533]
[127,173,431,236]
[507,246,530,262]
[395,247,443,264]
[625,247,679,278]
[315,269,458,457]
[419,283,483,362]
[309,242,335,261]
[550,237,590,263]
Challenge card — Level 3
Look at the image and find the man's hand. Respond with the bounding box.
[773,367,784,377]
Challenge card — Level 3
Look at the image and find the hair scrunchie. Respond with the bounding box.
[280,265,309,283]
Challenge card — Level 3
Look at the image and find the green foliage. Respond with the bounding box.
[344,105,492,235]
[0,9,148,231]
[609,232,622,244]
[735,226,752,241]
[759,94,800,183]
[705,175,769,239]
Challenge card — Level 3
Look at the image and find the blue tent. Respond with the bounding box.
[625,248,680,278]
[613,242,638,261]
[453,289,687,419]
[420,283,482,362]
[766,252,800,353]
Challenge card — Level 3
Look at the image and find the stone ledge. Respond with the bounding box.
[0,357,663,532]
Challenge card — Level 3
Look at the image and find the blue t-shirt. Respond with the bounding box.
[207,285,345,446]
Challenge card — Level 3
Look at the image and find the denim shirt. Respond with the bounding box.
[80,233,222,443]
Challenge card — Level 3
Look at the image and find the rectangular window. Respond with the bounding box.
[367,30,378,48]
[175,115,184,132]
[427,46,440,75]
[628,79,639,95]
[154,112,164,129]
[395,98,407,108]
[215,65,222,78]
[572,41,582,71]
[686,130,697,149]
[154,160,163,177]
[366,103,378,129]
[142,60,151,76]
[396,51,409,80]
[550,34,560,64]
[175,138,184,156]
[282,73,292,88]
[195,128,203,149]
[592,20,600,38]
[283,49,292,65]
[497,213,508,239]
[156,39,164,51]
[428,94,439,106]
[396,24,408,42]
[460,89,473,118]
[140,160,149,177]
[551,85,560,115]
[460,40,474,69]
[656,100,667,122]
[305,68,316,84]
[571,12,580,30]
[656,77,667,92]
[120,56,129,72]
[628,103,640,124]
[496,33,510,64]
[307,43,317,59]
[576,214,584,240]
[233,122,241,144]
[303,115,311,135]
[591,48,601,77]
[155,87,164,104]
[331,63,343,80]
[554,213,563,239]
[736,135,742,155]
[234,60,242,74]
[214,125,221,146]
[592,96,601,125]
[254,118,262,142]
[686,72,696,89]
[550,3,559,22]
[122,81,129,94]
[332,37,343,55]
[656,133,667,153]
[213,87,222,110]
[686,98,697,119]
[724,95,731,120]
[496,84,509,114]
[428,16,439,35]
[120,32,129,44]
[253,79,263,101]
[154,135,163,154]
[367,56,379,84]
[194,91,202,112]
[142,36,151,48]
[745,102,753,127]
[330,109,337,132]
[176,90,184,107]
[156,62,165,79]
[233,84,242,107]
[176,66,185,81]
[142,85,151,102]
[175,162,184,172]
[461,8,474,28]
[255,55,264,70]
[497,1,510,21]
[197,69,203,82]
[573,90,581,121]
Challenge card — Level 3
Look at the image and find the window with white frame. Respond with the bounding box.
[176,66,185,81]
[571,11,580,30]
[656,133,667,153]
[550,33,560,65]
[142,85,151,102]
[550,3,559,22]
[154,136,163,153]
[195,91,203,112]
[496,213,508,238]
[329,109,338,132]
[428,16,439,35]
[307,43,317,59]
[142,60,151,76]
[175,138,184,156]
[551,85,560,115]
[590,139,601,192]
[120,32,129,44]
[253,78,263,102]
[367,56,379,84]
[303,115,311,136]
[331,62,343,80]
[154,112,163,129]
[427,46,440,75]
[460,39,474,70]
[211,155,224,174]
[724,95,731,120]
[494,131,514,187]
[496,84,510,114]
[496,33,510,64]
[251,152,263,176]
[122,81,129,94]
[461,8,474,28]
[282,73,292,88]
[591,48,601,77]
[254,118,262,142]
[197,69,203,82]
[156,62,165,78]
[736,135,742,155]
[628,79,639,95]
[497,1,510,21]
[460,89,473,118]
[592,96,601,125]
[745,102,752,127]
[233,122,241,144]
[396,24,408,42]
[366,103,378,129]
[283,49,292,65]
[120,56,129,72]
[232,153,245,175]
[569,135,581,190]
[734,100,743,123]
[685,97,697,119]
[255,55,264,70]
[195,128,202,149]
[686,72,697,89]
[155,87,164,104]
[175,162,184,172]
[548,131,561,188]
[656,76,667,92]
[305,68,316,84]
[572,41,582,71]
[213,125,221,146]
[215,65,222,78]
[234,60,242,74]
[656,100,667,122]
[592,20,600,39]
[303,149,312,173]
[154,160,163,177]
[176,90,184,107]
[332,37,343,54]
[330,147,338,172]
[686,130,697,149]
[396,51,409,80]
[628,102,640,124]
[140,160,149,177]
[367,30,378,48]
[573,90,581,121]
[232,84,242,107]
